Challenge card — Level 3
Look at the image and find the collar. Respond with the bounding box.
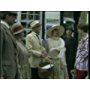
[1,20,10,29]
[31,31,37,35]
[85,34,89,39]
[79,34,88,43]
[82,33,88,40]
[32,31,39,36]
[51,36,59,40]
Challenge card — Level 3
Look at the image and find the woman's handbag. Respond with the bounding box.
[38,60,54,79]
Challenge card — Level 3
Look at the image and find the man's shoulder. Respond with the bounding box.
[26,32,35,41]
[0,23,7,34]
[27,32,35,37]
[1,23,9,32]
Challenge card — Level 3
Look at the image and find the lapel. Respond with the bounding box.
[32,32,42,45]
[2,23,17,48]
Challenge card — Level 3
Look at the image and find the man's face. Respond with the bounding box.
[34,26,41,34]
[7,15,16,25]
[16,31,24,38]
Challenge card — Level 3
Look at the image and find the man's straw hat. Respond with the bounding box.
[30,20,41,29]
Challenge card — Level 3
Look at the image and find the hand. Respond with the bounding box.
[45,57,52,63]
[41,51,48,58]
[60,63,64,69]
[50,48,60,53]
[71,69,76,74]
[41,53,47,58]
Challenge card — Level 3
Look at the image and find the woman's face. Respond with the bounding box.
[52,29,60,37]
[66,30,72,36]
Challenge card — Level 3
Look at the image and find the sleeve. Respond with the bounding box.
[0,26,4,77]
[79,38,89,62]
[58,39,66,65]
[56,38,65,51]
[25,35,42,57]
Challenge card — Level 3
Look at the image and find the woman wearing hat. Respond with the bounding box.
[63,28,77,79]
[11,23,31,79]
[47,25,68,79]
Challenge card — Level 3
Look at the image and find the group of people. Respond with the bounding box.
[0,12,89,79]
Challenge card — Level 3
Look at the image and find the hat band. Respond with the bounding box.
[31,24,41,29]
[14,29,23,35]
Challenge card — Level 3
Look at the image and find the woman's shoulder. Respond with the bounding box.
[59,37,65,42]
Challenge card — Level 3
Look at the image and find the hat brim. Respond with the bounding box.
[30,23,41,29]
[14,29,23,35]
[47,25,65,37]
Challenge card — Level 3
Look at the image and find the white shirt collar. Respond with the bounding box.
[1,20,10,29]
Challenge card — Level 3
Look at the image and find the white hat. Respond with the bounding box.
[47,25,65,37]
[30,20,41,29]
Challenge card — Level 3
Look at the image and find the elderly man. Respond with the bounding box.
[26,20,47,79]
[0,12,19,79]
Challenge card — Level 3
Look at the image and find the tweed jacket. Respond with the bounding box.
[0,20,18,78]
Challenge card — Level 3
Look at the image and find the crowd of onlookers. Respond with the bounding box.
[0,11,89,79]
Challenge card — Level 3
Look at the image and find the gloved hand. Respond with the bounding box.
[41,51,48,58]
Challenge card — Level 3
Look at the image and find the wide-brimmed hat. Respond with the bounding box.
[47,25,65,37]
[11,22,24,35]
[30,20,41,29]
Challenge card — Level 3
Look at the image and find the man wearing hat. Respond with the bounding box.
[26,20,47,79]
[11,22,31,79]
[0,11,19,79]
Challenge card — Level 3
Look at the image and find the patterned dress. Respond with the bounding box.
[75,34,89,71]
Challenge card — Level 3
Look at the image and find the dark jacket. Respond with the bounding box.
[63,36,77,69]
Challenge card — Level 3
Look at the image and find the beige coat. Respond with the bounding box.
[26,31,45,68]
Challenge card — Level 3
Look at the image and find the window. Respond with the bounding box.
[17,11,41,35]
